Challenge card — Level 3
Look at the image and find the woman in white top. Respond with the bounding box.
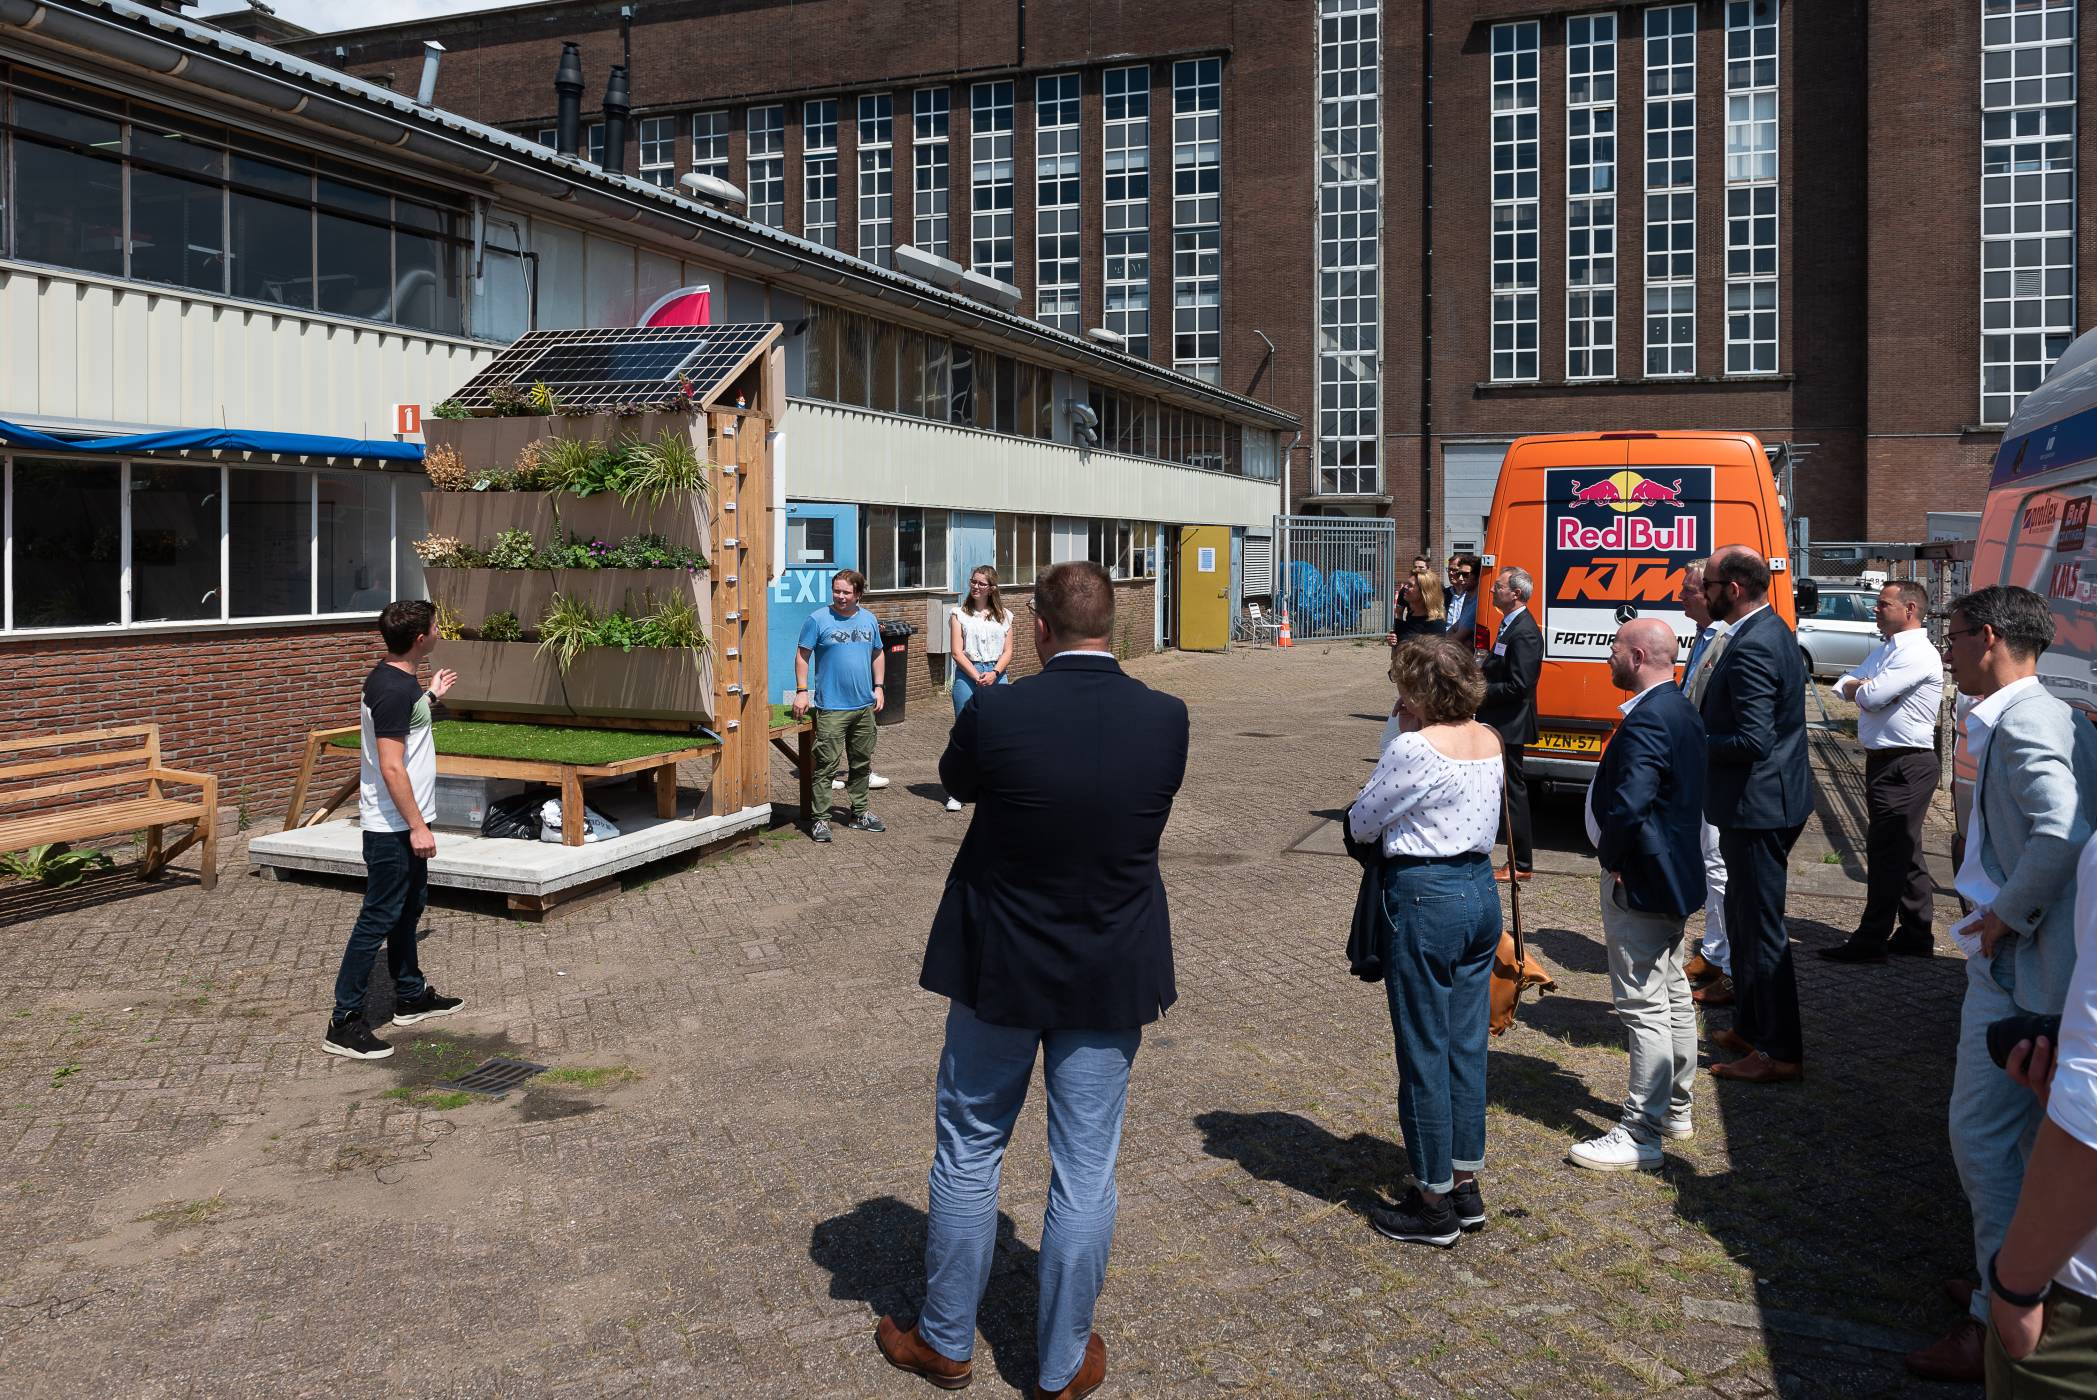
[1347,632,1505,1250]
[944,566,1014,810]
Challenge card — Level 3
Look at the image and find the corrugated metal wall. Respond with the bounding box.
[0,267,494,438]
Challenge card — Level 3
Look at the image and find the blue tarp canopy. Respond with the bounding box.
[0,419,424,464]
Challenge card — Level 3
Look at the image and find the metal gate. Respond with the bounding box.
[1274,515,1397,639]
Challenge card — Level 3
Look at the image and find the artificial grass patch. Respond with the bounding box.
[328,720,714,766]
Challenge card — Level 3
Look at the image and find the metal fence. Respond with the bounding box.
[1801,540,1971,647]
[1274,515,1397,639]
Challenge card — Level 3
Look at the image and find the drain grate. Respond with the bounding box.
[436,1057,548,1099]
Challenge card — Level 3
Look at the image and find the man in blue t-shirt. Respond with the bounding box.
[794,569,887,843]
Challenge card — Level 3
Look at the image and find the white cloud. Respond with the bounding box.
[193,1,543,34]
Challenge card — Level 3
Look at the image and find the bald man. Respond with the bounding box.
[1575,617,1710,1170]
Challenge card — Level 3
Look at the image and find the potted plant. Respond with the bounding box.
[560,593,717,724]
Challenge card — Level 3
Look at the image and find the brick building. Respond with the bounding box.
[284,0,2095,550]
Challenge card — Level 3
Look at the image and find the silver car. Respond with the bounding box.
[1796,587,1883,679]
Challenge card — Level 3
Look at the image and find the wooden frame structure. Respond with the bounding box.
[0,724,219,889]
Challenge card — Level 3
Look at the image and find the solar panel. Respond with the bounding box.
[445,324,779,414]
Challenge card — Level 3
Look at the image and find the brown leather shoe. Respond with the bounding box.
[1710,1027,1755,1058]
[1942,1277,1978,1309]
[1905,1318,1985,1383]
[875,1317,973,1390]
[1709,1051,1803,1084]
[1493,865,1534,883]
[1692,975,1735,1006]
[1034,1333,1106,1400]
[1683,952,1715,983]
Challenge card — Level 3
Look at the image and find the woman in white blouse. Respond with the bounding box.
[1347,632,1506,1250]
[944,566,1015,810]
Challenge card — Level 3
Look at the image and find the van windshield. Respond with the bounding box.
[1539,464,1713,664]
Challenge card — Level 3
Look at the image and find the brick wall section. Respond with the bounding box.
[1,623,385,821]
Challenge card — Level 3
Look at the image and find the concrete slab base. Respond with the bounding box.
[247,787,771,899]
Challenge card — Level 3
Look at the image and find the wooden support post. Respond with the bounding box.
[141,824,163,879]
[655,761,678,819]
[561,768,584,847]
[283,729,322,832]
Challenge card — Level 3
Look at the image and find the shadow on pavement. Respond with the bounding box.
[809,1195,1043,1392]
[1526,924,1610,976]
[1193,1110,1399,1214]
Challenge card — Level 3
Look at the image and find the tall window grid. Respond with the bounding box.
[803,99,838,248]
[858,94,894,268]
[1566,14,1617,380]
[691,110,729,182]
[1981,0,2078,425]
[1036,74,1082,332]
[1318,0,1381,494]
[747,105,784,229]
[1644,5,1697,377]
[913,88,951,256]
[1173,58,1223,384]
[1724,1,1779,375]
[1103,65,1151,357]
[970,81,1015,280]
[1489,23,1540,382]
[637,115,677,187]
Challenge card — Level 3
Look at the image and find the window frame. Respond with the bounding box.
[912,87,952,257]
[803,98,839,248]
[1565,12,1617,382]
[1035,73,1083,332]
[1103,64,1152,358]
[857,93,894,268]
[1643,4,1698,378]
[970,80,1016,280]
[1316,0,1381,495]
[1171,58,1223,383]
[1722,0,1780,377]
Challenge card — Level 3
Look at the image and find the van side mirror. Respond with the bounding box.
[1794,578,1820,617]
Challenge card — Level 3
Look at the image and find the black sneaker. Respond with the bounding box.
[391,990,463,1027]
[322,1015,394,1060]
[1449,1179,1486,1232]
[844,811,887,833]
[1369,1187,1461,1247]
[810,819,833,843]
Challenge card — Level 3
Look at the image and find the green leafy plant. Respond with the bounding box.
[535,593,600,672]
[468,464,514,492]
[483,529,542,571]
[590,611,644,652]
[637,592,710,662]
[619,428,708,504]
[485,383,532,417]
[429,398,473,420]
[478,611,523,643]
[1,843,114,888]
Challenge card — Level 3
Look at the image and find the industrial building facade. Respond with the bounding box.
[286,0,2097,550]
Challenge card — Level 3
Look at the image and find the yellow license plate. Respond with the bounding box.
[1534,730,1604,755]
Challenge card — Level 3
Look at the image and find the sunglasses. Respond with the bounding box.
[1944,625,1985,642]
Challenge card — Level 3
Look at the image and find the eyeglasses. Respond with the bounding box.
[1944,625,1985,643]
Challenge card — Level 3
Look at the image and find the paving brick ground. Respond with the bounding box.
[0,644,1983,1398]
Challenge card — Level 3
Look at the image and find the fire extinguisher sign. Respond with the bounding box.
[1541,464,1713,662]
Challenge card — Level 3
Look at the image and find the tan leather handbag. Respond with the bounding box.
[1490,786,1557,1035]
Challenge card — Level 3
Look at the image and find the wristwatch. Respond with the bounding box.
[1990,1250,2054,1309]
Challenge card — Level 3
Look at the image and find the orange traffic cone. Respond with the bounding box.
[1278,608,1294,647]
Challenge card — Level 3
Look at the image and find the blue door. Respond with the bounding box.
[767,503,859,705]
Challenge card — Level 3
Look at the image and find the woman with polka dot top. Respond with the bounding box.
[1347,632,1506,1250]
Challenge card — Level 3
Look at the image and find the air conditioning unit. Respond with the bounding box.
[924,598,951,653]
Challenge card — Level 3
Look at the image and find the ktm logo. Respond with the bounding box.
[1566,470,1687,511]
[1556,558,1685,603]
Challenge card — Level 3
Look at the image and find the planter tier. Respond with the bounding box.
[422,490,711,556]
[427,568,708,632]
[425,412,702,477]
[443,638,716,726]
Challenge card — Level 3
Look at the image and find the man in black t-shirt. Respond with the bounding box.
[323,600,466,1061]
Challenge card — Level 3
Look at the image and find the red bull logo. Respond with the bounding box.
[1555,515,1700,552]
[1565,470,1688,512]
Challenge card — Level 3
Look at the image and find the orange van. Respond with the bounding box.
[1476,430,1796,793]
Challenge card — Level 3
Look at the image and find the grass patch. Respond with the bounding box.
[380,1086,477,1111]
[1822,849,1844,864]
[328,720,713,766]
[535,1065,641,1090]
[137,1195,227,1228]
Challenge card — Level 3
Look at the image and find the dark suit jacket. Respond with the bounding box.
[1446,590,1479,645]
[922,654,1191,1029]
[1698,605,1812,830]
[1479,607,1543,745]
[1595,684,1708,918]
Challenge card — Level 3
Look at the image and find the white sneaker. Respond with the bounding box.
[832,774,892,790]
[944,797,963,812]
[831,778,845,790]
[1660,1113,1694,1141]
[1569,1126,1663,1172]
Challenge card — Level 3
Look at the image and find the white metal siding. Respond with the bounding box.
[783,397,1279,530]
[1441,442,1508,554]
[0,265,495,439]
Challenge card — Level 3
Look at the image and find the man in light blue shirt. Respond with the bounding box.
[793,569,887,843]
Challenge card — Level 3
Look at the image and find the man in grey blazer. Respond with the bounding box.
[1906,585,2097,1384]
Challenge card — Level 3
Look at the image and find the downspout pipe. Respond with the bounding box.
[1420,0,1436,552]
[554,42,583,156]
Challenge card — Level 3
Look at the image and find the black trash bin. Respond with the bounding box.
[875,619,916,725]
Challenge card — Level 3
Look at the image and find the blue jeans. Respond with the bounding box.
[1379,852,1500,1193]
[951,667,1007,717]
[1950,952,2045,1324]
[919,1001,1140,1392]
[332,830,430,1023]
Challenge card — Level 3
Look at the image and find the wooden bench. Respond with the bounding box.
[0,725,220,890]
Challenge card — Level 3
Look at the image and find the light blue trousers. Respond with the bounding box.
[917,1000,1140,1392]
[1949,953,2045,1324]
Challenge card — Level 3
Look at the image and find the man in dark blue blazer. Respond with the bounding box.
[877,561,1188,1400]
[1697,545,1813,1084]
[1573,618,1709,1171]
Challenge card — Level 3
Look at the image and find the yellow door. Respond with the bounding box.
[1177,525,1231,652]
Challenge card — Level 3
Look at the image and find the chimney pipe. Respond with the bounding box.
[553,42,583,157]
[416,41,445,106]
[601,65,631,173]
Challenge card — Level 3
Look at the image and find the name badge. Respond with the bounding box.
[1493,642,1508,656]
